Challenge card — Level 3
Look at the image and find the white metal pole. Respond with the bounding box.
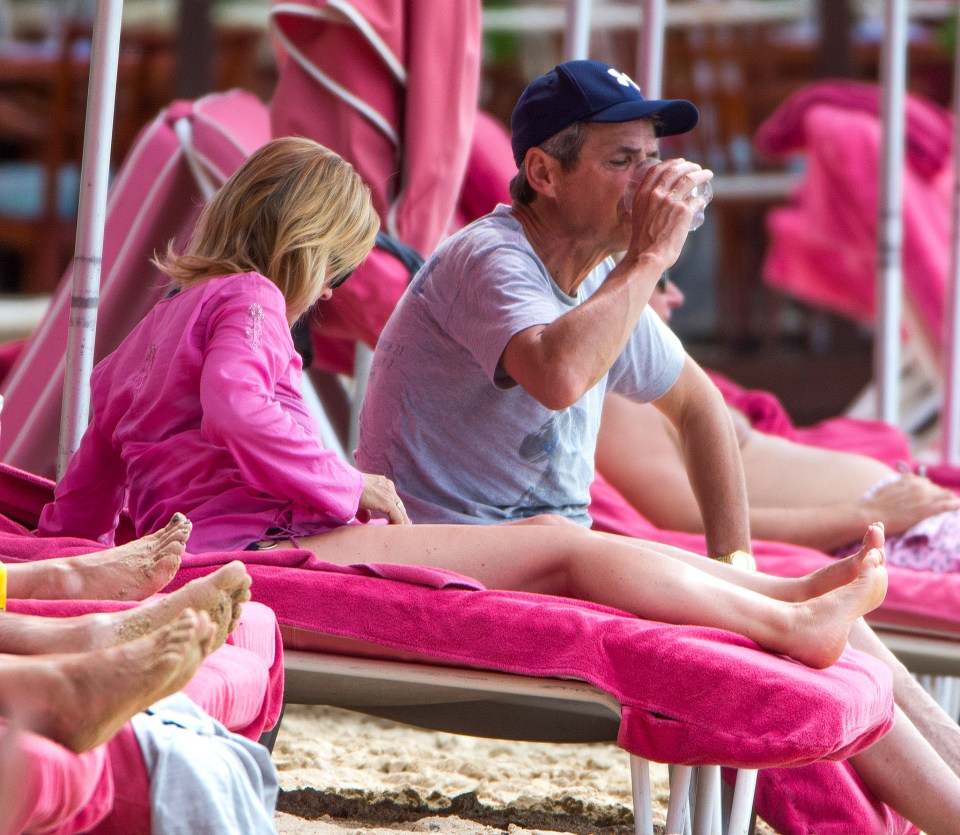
[940,0,960,463]
[57,0,123,478]
[875,0,908,425]
[563,0,593,61]
[638,0,665,97]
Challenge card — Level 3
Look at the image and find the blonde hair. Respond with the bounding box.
[154,137,380,323]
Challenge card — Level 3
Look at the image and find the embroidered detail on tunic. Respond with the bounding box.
[134,344,158,392]
[245,303,264,351]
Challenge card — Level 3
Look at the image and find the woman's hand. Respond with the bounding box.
[358,473,411,525]
[859,474,960,536]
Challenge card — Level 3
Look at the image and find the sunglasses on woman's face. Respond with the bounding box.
[655,274,667,293]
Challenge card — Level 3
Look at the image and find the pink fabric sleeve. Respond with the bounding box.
[38,421,126,544]
[200,284,364,521]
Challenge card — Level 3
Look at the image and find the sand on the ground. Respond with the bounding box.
[272,705,777,835]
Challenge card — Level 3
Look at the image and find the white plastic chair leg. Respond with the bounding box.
[666,765,693,834]
[630,756,654,835]
[629,760,757,835]
[693,765,720,835]
[727,769,758,835]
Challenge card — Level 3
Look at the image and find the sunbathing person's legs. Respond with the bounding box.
[0,561,251,655]
[849,705,960,835]
[5,512,192,601]
[295,521,886,670]
[849,618,960,777]
[0,608,216,754]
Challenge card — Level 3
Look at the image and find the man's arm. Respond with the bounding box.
[500,252,666,410]
[598,392,876,550]
[650,356,751,558]
[502,160,709,409]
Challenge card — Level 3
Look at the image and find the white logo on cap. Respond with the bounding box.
[607,68,641,92]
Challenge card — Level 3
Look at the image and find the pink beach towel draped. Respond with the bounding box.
[756,81,952,351]
[168,547,909,835]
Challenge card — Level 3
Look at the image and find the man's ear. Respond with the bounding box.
[524,148,560,198]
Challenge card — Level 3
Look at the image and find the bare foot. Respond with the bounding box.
[0,560,251,655]
[800,522,886,601]
[0,608,216,753]
[107,561,251,651]
[783,547,889,669]
[9,513,192,601]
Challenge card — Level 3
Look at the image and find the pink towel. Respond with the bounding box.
[0,463,909,833]
[758,87,953,356]
[163,548,907,835]
[0,599,282,834]
[755,79,952,179]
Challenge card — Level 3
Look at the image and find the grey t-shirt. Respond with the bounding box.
[356,204,685,525]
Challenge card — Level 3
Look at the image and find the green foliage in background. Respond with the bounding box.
[483,0,520,63]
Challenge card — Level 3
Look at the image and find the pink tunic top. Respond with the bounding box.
[39,273,365,552]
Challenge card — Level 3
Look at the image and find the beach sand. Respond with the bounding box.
[272,705,777,835]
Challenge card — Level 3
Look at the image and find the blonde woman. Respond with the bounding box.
[39,136,887,674]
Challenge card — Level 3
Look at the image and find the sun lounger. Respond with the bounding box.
[0,460,911,833]
[170,546,909,835]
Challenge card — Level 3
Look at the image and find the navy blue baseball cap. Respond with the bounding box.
[510,60,699,167]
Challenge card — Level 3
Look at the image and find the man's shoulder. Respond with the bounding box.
[409,207,531,295]
[446,205,524,250]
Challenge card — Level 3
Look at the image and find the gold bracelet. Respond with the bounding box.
[0,561,6,611]
[714,549,756,571]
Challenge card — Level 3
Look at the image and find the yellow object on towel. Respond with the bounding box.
[0,561,6,611]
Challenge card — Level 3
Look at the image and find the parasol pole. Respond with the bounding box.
[57,0,123,478]
[564,0,593,61]
[874,0,908,426]
[940,0,960,463]
[637,0,665,97]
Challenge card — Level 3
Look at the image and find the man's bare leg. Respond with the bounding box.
[850,706,960,835]
[849,618,960,776]
[293,521,886,669]
[7,513,192,601]
[0,561,251,656]
[0,608,216,753]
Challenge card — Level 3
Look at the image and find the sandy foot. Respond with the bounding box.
[0,608,215,753]
[12,513,192,601]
